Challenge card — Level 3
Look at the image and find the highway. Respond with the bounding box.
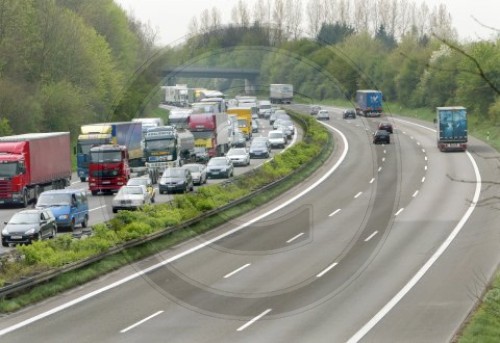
[0,107,499,342]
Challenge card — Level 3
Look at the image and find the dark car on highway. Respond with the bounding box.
[343,109,356,119]
[158,167,194,194]
[373,130,391,144]
[2,209,57,246]
[378,122,393,133]
[206,156,234,179]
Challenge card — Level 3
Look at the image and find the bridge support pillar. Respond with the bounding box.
[244,78,256,95]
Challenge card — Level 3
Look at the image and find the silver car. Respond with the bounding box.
[112,185,152,213]
[183,163,207,185]
[226,148,250,166]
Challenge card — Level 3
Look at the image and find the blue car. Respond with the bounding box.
[36,189,89,231]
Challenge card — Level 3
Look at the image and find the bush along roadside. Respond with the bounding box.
[0,110,333,311]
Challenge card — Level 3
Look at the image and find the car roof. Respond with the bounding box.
[41,189,86,194]
[18,209,45,214]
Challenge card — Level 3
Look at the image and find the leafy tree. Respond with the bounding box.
[316,22,355,45]
[0,118,13,136]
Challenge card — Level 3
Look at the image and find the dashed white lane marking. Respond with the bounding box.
[286,233,305,243]
[364,231,378,242]
[354,192,363,199]
[317,262,339,278]
[120,311,164,333]
[224,264,251,279]
[328,209,342,217]
[237,309,272,332]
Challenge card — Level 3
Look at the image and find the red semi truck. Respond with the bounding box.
[0,132,72,207]
[188,113,230,158]
[88,144,130,195]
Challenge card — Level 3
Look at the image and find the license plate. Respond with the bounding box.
[102,181,111,184]
[11,235,22,240]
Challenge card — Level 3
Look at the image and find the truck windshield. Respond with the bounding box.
[90,151,122,162]
[144,139,175,150]
[0,162,20,177]
[237,119,247,128]
[77,139,107,154]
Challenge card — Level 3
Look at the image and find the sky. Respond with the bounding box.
[114,0,499,46]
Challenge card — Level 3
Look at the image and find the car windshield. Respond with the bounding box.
[120,187,143,195]
[209,158,227,166]
[162,168,184,177]
[228,149,245,155]
[9,212,39,224]
[269,132,283,138]
[127,179,148,186]
[37,193,71,206]
[251,142,266,148]
[184,165,200,173]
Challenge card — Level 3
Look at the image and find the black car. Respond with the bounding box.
[373,130,391,144]
[158,167,194,194]
[343,109,356,119]
[2,209,57,246]
[378,122,393,133]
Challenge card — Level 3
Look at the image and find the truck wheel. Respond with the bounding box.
[91,190,98,196]
[80,177,86,182]
[22,190,29,208]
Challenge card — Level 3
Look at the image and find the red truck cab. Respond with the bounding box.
[88,144,130,195]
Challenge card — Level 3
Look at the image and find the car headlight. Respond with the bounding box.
[25,227,36,235]
[58,214,69,220]
[2,228,8,236]
[177,180,185,185]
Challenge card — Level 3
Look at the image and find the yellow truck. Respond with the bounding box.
[227,107,252,140]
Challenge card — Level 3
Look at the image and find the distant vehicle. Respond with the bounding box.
[268,130,287,149]
[373,130,391,144]
[193,147,209,163]
[310,105,321,115]
[36,189,89,231]
[127,176,155,203]
[188,112,230,158]
[258,100,272,118]
[343,109,357,119]
[270,84,293,104]
[378,122,393,134]
[252,136,271,150]
[252,120,259,133]
[162,84,190,107]
[356,90,383,117]
[168,109,192,130]
[436,106,468,152]
[269,112,278,126]
[88,144,130,195]
[226,148,250,166]
[249,140,271,158]
[158,167,193,194]
[183,163,207,185]
[0,132,72,207]
[231,131,247,148]
[206,156,234,179]
[317,110,330,120]
[112,185,152,213]
[227,107,253,140]
[132,118,164,136]
[2,209,57,246]
[77,122,143,182]
[274,119,294,139]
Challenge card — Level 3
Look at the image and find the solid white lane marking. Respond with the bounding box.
[412,190,419,198]
[395,208,404,216]
[0,120,352,337]
[120,311,163,333]
[364,231,378,242]
[224,264,251,279]
[316,262,339,278]
[421,176,426,183]
[89,205,106,212]
[354,192,362,199]
[347,150,481,343]
[369,178,375,184]
[329,209,341,217]
[286,232,305,243]
[237,309,272,331]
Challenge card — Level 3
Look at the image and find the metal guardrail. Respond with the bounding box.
[0,109,331,299]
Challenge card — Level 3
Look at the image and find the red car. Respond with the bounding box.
[378,122,393,134]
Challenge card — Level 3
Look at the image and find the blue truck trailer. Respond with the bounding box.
[355,90,383,117]
[436,106,468,152]
[76,122,143,182]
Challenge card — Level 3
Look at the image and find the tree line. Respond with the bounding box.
[0,0,159,137]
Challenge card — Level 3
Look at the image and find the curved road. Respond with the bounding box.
[0,108,498,342]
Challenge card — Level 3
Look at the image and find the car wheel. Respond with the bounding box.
[70,219,76,232]
[82,215,88,228]
[151,196,155,203]
[2,240,8,247]
[112,208,117,213]
[50,227,57,239]
[80,177,86,182]
[190,184,194,192]
[159,190,164,195]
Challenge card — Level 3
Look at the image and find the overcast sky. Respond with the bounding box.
[114,0,499,46]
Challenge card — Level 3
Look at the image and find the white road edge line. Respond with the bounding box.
[237,309,272,332]
[120,311,163,334]
[0,122,350,338]
[89,205,106,212]
[286,232,305,243]
[354,192,362,199]
[328,209,341,217]
[316,262,338,278]
[364,231,378,242]
[346,121,482,343]
[224,264,251,279]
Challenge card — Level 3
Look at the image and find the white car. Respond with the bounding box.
[112,185,151,213]
[317,110,330,120]
[268,130,287,149]
[226,148,250,166]
[183,163,207,185]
